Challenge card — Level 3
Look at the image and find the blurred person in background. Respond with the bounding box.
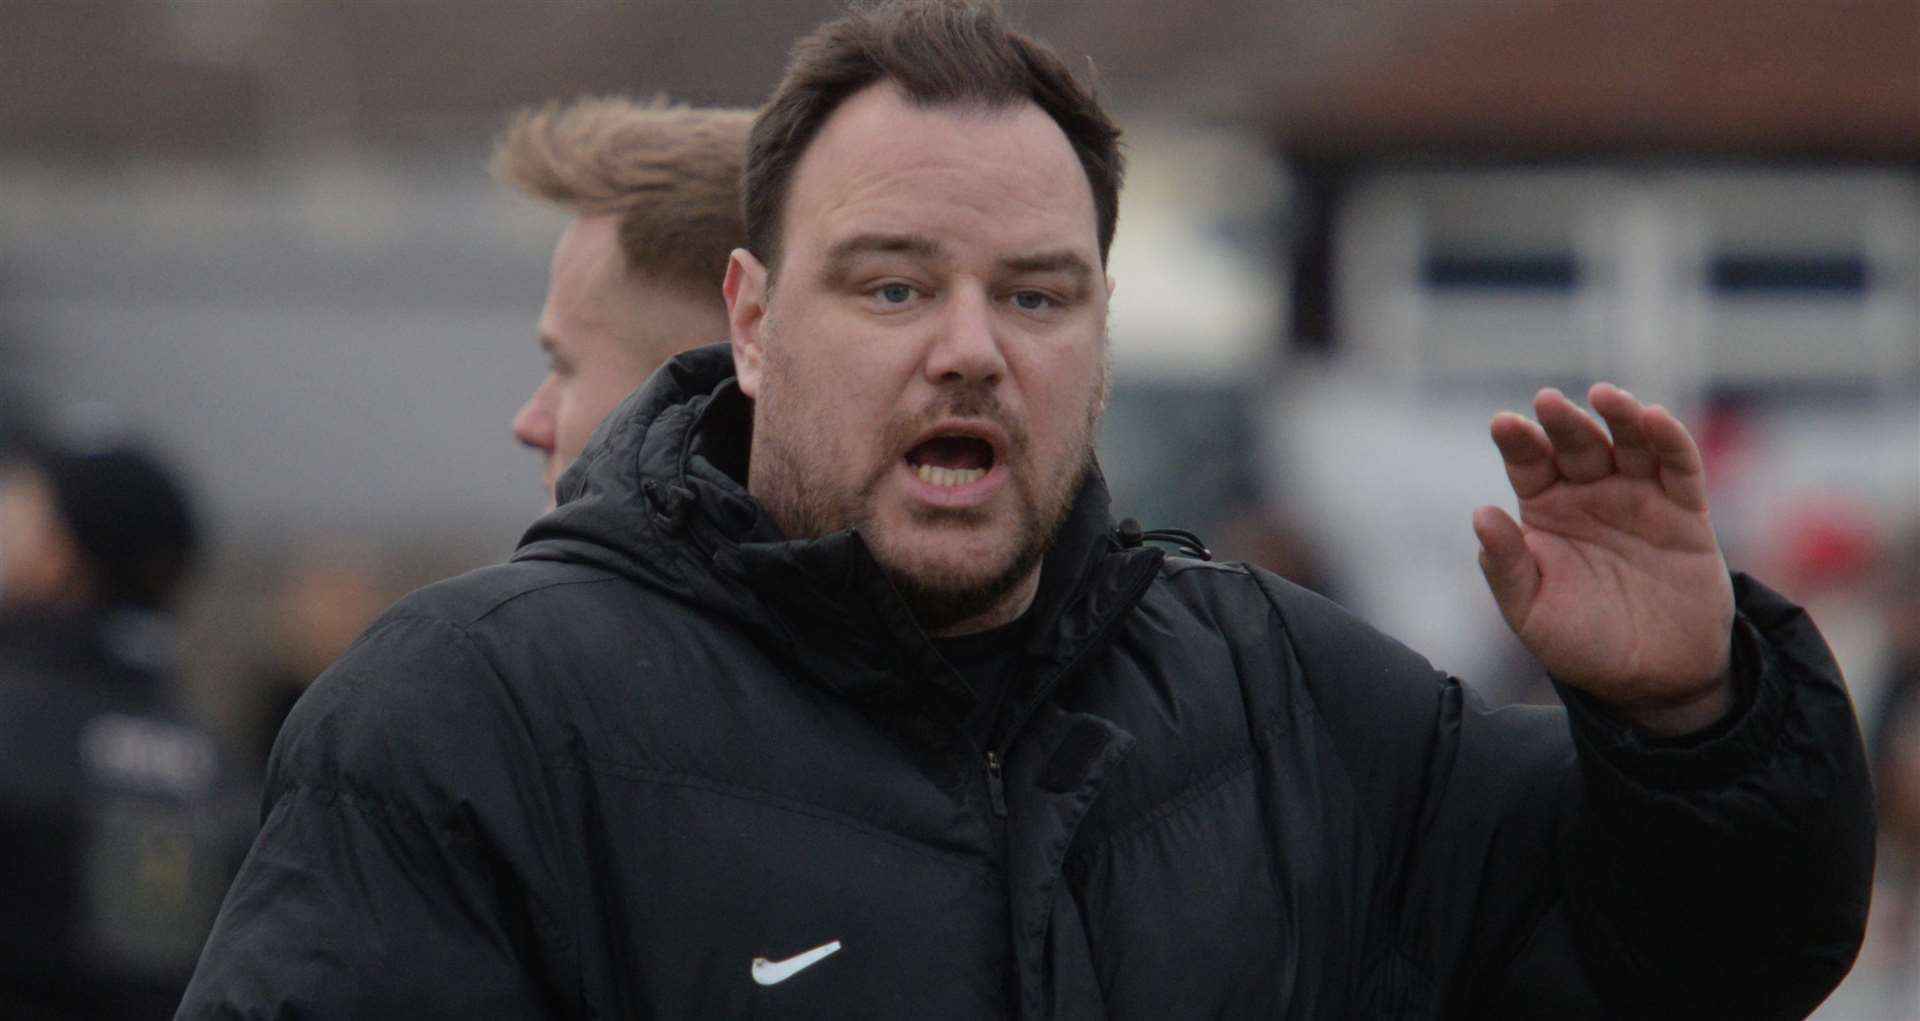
[180,2,1870,1018]
[494,96,752,507]
[232,95,755,774]
[0,436,240,1019]
[1211,496,1342,605]
[242,546,390,772]
[1869,524,1920,981]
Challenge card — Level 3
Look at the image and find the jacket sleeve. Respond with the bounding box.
[1537,573,1874,1019]
[1261,570,1872,1021]
[176,614,575,1020]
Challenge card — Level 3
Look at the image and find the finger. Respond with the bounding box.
[1643,404,1711,511]
[1473,505,1538,631]
[1490,411,1558,499]
[1588,382,1658,478]
[1535,387,1614,484]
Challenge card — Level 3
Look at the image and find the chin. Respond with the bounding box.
[878,530,1013,588]
[867,521,1034,631]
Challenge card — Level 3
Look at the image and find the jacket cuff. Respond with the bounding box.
[1551,573,1796,792]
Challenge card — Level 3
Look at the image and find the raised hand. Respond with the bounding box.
[1473,384,1736,735]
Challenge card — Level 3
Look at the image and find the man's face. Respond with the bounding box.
[513,213,727,505]
[725,84,1111,636]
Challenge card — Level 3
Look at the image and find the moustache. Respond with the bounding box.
[855,384,1029,496]
[896,385,1025,455]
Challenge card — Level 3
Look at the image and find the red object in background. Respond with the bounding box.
[1698,402,1753,493]
[1774,502,1882,592]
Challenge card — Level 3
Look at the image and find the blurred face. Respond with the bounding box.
[513,213,727,505]
[0,464,85,609]
[724,84,1111,636]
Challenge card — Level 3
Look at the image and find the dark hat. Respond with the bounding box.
[19,440,202,610]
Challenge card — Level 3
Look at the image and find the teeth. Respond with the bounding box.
[914,464,986,488]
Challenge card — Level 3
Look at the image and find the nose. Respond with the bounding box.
[512,378,558,452]
[923,285,1007,387]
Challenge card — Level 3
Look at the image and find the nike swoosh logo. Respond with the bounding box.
[751,940,842,986]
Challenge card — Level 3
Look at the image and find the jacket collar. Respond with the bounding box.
[517,343,1164,714]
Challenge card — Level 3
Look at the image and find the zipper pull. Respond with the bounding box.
[984,750,1008,817]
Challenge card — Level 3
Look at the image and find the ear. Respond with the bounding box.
[1105,272,1116,300]
[723,248,769,398]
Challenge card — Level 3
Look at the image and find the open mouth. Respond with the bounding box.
[905,434,997,488]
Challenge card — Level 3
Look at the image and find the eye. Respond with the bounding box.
[1011,290,1054,312]
[876,283,916,305]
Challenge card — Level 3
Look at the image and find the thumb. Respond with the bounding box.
[1473,505,1538,631]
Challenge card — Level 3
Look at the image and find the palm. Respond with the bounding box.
[1474,385,1734,728]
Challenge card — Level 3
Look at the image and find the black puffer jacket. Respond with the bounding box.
[179,345,1872,1020]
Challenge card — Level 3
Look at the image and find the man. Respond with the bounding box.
[0,438,238,1018]
[180,3,1872,1018]
[494,96,752,505]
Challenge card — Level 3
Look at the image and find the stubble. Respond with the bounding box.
[746,332,1108,632]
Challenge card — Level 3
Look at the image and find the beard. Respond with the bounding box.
[747,329,1107,633]
[877,435,1093,633]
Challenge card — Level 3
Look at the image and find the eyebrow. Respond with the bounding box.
[998,249,1096,285]
[821,233,1096,288]
[823,232,946,267]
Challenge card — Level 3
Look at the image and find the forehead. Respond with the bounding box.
[542,214,632,341]
[550,214,628,290]
[780,84,1100,268]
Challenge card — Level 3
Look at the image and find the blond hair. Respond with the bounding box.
[492,96,752,294]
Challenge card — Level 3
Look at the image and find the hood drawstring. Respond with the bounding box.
[1114,518,1212,561]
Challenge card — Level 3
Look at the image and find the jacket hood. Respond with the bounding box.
[515,343,1163,713]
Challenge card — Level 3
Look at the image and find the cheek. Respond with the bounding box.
[794,383,875,471]
[772,344,897,441]
[571,373,643,432]
[548,386,597,452]
[1018,347,1104,444]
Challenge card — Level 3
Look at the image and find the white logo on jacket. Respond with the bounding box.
[751,940,842,986]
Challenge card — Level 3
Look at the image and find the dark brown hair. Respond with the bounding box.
[492,96,752,294]
[744,0,1124,275]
